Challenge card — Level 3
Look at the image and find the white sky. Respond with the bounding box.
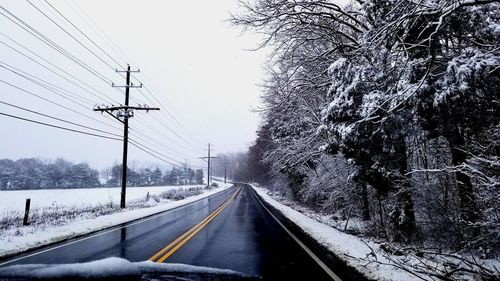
[0,0,266,170]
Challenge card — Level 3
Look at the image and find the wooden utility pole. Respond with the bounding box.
[199,143,218,187]
[208,142,211,185]
[224,154,227,184]
[94,65,159,208]
[120,66,131,209]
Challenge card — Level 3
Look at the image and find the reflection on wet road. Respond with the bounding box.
[1,185,343,280]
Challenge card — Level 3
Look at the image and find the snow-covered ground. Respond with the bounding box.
[0,185,199,213]
[0,182,232,259]
[251,185,499,281]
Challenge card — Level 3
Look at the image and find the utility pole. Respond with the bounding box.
[94,65,159,208]
[208,143,211,185]
[224,154,227,184]
[199,142,218,187]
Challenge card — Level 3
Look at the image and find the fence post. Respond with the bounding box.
[23,198,31,226]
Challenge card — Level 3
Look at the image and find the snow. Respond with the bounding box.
[335,122,355,140]
[251,185,422,281]
[0,185,200,213]
[0,257,139,279]
[359,90,382,117]
[0,257,249,279]
[0,182,232,259]
[137,261,246,276]
[434,48,500,105]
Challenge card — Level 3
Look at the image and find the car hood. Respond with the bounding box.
[0,257,261,281]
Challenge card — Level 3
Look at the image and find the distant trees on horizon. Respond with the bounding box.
[103,164,204,187]
[0,158,203,190]
[0,158,100,190]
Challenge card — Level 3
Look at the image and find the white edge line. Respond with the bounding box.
[0,186,233,267]
[250,187,342,281]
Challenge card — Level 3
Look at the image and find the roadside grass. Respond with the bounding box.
[0,186,208,239]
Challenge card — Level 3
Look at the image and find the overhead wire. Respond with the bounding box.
[129,139,196,168]
[0,33,119,104]
[1,1,206,167]
[61,0,207,147]
[25,0,121,74]
[129,140,201,170]
[132,117,201,156]
[0,111,122,141]
[0,61,95,106]
[0,79,122,132]
[0,5,115,86]
[66,0,132,67]
[42,0,125,69]
[128,132,200,161]
[141,85,207,145]
[0,100,122,138]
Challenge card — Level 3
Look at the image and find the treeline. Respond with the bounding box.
[0,158,100,190]
[231,0,498,259]
[209,152,265,183]
[0,158,204,190]
[102,164,204,187]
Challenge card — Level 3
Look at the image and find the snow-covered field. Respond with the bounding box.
[0,182,232,259]
[251,185,499,281]
[0,185,200,213]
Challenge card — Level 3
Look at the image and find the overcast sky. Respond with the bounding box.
[0,0,266,170]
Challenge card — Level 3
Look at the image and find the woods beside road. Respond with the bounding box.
[224,1,499,280]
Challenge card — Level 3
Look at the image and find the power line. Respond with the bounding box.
[128,131,200,161]
[0,5,114,85]
[66,0,132,67]
[0,111,121,141]
[1,2,206,176]
[132,117,201,156]
[0,79,122,133]
[53,1,205,149]
[0,10,201,161]
[0,32,119,104]
[0,60,94,106]
[129,141,200,170]
[26,0,117,70]
[32,1,151,106]
[128,139,198,169]
[42,0,124,69]
[0,99,122,138]
[55,0,205,146]
[141,85,207,145]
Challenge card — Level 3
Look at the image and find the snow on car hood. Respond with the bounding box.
[0,257,260,281]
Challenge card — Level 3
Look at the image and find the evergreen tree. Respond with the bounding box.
[195,169,204,185]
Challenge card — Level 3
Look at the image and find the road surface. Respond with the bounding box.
[0,184,367,280]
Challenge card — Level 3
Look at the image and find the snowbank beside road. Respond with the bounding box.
[251,185,421,281]
[0,182,232,260]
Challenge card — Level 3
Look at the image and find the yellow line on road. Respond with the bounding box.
[149,187,241,262]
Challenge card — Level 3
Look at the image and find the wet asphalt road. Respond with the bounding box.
[0,184,360,280]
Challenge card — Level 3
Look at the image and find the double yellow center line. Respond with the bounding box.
[149,187,241,263]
